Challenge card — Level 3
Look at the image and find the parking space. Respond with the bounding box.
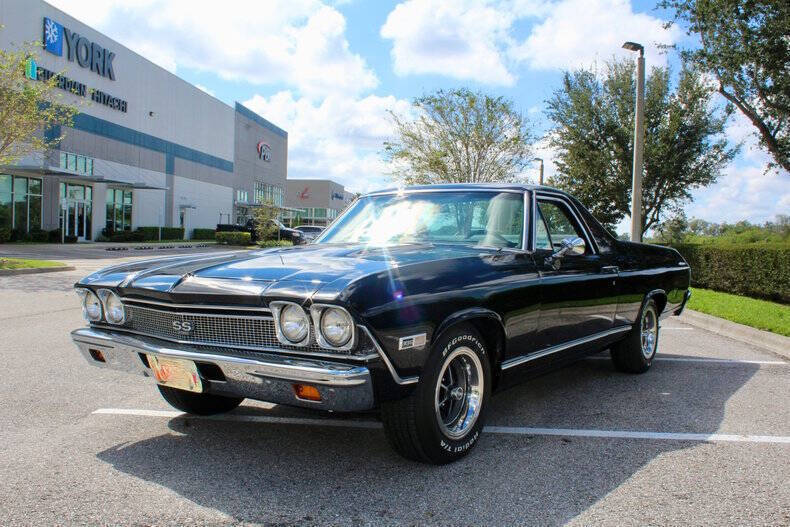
[0,265,788,525]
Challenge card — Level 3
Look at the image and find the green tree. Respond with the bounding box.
[659,0,790,172]
[0,32,78,166]
[545,60,737,235]
[653,211,689,244]
[252,200,279,241]
[384,88,533,184]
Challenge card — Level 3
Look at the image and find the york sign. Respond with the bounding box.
[43,17,116,81]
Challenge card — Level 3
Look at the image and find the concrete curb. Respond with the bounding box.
[0,265,76,276]
[680,309,789,361]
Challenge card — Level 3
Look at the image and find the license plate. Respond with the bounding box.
[147,355,202,393]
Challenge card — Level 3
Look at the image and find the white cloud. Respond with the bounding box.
[48,0,378,98]
[380,0,526,86]
[510,0,679,70]
[380,0,679,84]
[243,91,412,193]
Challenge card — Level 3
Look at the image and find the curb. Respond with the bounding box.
[680,309,790,361]
[0,265,76,276]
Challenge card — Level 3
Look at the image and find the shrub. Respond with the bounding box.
[256,240,293,248]
[64,235,78,244]
[47,229,62,243]
[216,231,251,245]
[672,243,790,304]
[192,228,216,240]
[108,230,145,242]
[135,226,160,241]
[0,227,10,243]
[29,229,49,242]
[161,227,185,240]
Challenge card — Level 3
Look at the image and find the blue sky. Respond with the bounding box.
[50,0,789,231]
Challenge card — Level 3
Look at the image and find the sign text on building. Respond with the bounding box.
[43,17,116,81]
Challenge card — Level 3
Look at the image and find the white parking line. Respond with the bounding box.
[92,408,790,444]
[587,356,788,365]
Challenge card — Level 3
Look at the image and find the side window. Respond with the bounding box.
[537,200,588,253]
[536,208,552,250]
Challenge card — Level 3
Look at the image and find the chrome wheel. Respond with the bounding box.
[434,347,484,439]
[640,305,658,358]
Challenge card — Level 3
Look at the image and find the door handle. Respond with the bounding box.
[601,265,619,274]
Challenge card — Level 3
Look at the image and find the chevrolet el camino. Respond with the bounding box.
[71,184,691,464]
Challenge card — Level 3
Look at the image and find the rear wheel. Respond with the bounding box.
[611,299,659,373]
[381,325,491,464]
[157,385,244,416]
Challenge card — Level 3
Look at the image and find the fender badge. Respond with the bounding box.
[399,333,427,350]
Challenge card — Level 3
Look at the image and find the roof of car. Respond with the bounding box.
[364,183,569,196]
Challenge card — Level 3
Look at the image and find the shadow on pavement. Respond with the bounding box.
[96,356,759,525]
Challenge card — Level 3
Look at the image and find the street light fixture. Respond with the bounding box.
[534,157,544,185]
[622,41,645,242]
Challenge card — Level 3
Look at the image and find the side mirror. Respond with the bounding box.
[545,237,585,269]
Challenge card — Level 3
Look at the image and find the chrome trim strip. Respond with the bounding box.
[88,324,379,362]
[121,297,272,313]
[501,326,632,370]
[366,188,526,197]
[359,325,419,385]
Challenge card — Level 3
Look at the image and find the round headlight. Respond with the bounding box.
[280,304,309,343]
[320,307,353,347]
[78,289,102,321]
[98,289,125,324]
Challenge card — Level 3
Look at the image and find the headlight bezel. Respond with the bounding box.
[76,287,103,322]
[310,304,356,351]
[270,301,311,346]
[97,288,126,325]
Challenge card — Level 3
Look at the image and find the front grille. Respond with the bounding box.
[99,301,375,357]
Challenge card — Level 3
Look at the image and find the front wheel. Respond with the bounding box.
[610,299,660,373]
[157,385,244,416]
[381,325,491,464]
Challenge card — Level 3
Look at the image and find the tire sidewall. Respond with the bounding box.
[414,326,491,462]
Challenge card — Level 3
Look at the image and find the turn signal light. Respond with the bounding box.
[89,349,106,362]
[293,384,321,402]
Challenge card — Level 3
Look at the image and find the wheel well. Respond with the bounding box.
[464,317,505,389]
[650,292,667,315]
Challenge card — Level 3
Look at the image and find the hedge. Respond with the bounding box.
[133,227,185,241]
[257,240,293,248]
[0,228,10,243]
[216,231,251,245]
[192,228,216,240]
[672,243,790,304]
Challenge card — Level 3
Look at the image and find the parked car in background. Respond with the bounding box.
[247,219,304,244]
[71,184,690,464]
[294,225,324,242]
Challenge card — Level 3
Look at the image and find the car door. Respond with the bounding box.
[532,194,619,351]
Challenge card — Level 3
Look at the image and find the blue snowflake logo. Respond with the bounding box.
[42,17,63,56]
[45,19,58,43]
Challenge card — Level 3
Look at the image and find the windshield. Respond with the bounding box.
[317,191,524,249]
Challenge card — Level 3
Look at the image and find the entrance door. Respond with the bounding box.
[63,199,91,241]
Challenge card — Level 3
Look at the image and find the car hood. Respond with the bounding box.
[78,244,494,304]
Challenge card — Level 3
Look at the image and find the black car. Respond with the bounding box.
[294,225,324,242]
[71,184,691,464]
[245,219,304,244]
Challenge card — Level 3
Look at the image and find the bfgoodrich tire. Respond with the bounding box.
[610,298,660,374]
[157,385,244,416]
[381,324,491,464]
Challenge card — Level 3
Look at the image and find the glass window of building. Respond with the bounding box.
[0,175,43,233]
[60,151,95,176]
[106,188,133,233]
[254,182,283,206]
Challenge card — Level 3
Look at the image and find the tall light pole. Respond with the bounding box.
[623,41,645,242]
[534,157,544,185]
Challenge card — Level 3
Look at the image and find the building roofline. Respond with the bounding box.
[234,103,288,138]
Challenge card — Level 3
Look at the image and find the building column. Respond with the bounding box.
[92,183,107,241]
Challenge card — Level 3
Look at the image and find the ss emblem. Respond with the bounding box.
[172,320,193,334]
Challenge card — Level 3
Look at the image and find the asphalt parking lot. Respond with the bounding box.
[0,254,788,526]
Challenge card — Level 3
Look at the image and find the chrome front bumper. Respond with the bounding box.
[71,327,375,412]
